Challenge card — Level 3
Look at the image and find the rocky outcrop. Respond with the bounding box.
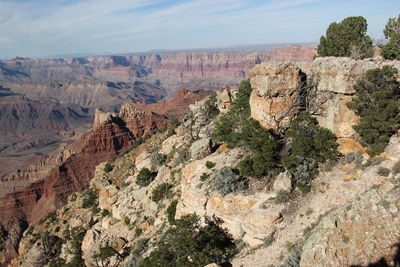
[300,189,400,267]
[0,104,168,265]
[249,57,400,138]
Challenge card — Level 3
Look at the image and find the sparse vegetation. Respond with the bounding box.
[213,167,248,196]
[104,162,113,173]
[347,66,400,156]
[136,168,157,187]
[274,190,290,204]
[393,161,400,175]
[151,183,173,203]
[151,152,166,166]
[377,167,390,177]
[166,200,178,225]
[81,188,98,209]
[205,161,216,169]
[140,214,237,267]
[317,16,373,59]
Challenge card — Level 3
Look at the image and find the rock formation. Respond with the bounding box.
[249,57,400,138]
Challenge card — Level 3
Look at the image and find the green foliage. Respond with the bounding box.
[213,167,248,196]
[377,167,390,177]
[151,153,166,166]
[97,246,118,260]
[200,173,210,181]
[274,190,290,204]
[381,15,400,60]
[347,66,400,156]
[121,137,145,156]
[104,162,113,173]
[202,93,220,119]
[166,119,180,137]
[213,79,252,147]
[205,161,216,169]
[151,183,173,203]
[282,112,338,183]
[81,189,98,209]
[317,16,373,59]
[135,227,143,237]
[140,214,237,267]
[67,226,86,267]
[166,200,178,225]
[281,246,302,267]
[136,168,157,187]
[393,161,400,175]
[173,149,190,165]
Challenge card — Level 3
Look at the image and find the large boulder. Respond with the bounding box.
[300,189,400,267]
[249,63,306,130]
[190,138,212,160]
[249,57,400,138]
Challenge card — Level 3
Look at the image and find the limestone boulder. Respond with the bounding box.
[273,171,292,192]
[190,138,212,160]
[249,63,305,129]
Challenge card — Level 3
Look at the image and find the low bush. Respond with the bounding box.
[151,153,166,166]
[213,168,248,196]
[274,190,290,204]
[166,200,178,225]
[393,161,400,175]
[151,183,173,203]
[141,214,237,267]
[136,168,157,187]
[205,161,216,169]
[104,162,113,173]
[82,189,98,209]
[377,167,390,177]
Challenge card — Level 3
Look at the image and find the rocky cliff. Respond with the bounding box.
[10,56,400,267]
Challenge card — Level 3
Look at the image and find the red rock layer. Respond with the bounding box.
[132,88,213,118]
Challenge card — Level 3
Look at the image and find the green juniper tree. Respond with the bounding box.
[317,16,373,59]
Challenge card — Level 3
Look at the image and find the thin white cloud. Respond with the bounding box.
[0,0,397,58]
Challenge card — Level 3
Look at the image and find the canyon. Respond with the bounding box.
[0,44,315,178]
[0,44,317,265]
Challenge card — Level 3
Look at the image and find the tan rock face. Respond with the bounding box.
[250,63,305,129]
[249,57,400,138]
[300,189,400,267]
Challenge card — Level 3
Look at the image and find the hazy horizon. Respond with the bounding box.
[0,0,398,59]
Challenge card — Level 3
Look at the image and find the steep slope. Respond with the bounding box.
[11,57,400,267]
[0,103,168,265]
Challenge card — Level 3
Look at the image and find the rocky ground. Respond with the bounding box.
[7,56,400,266]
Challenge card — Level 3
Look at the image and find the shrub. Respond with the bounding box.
[347,66,400,156]
[213,168,248,196]
[205,161,216,169]
[82,189,98,209]
[282,112,339,183]
[201,93,220,120]
[213,79,252,147]
[104,162,113,173]
[151,183,173,203]
[174,149,189,166]
[141,214,237,267]
[200,173,209,181]
[136,168,157,187]
[317,16,373,59]
[274,190,290,204]
[281,246,302,267]
[393,161,400,175]
[377,167,390,177]
[166,200,178,225]
[381,15,400,60]
[151,153,166,166]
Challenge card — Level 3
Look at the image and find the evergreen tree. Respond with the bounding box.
[381,15,400,60]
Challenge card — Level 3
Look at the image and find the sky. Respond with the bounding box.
[0,0,398,59]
